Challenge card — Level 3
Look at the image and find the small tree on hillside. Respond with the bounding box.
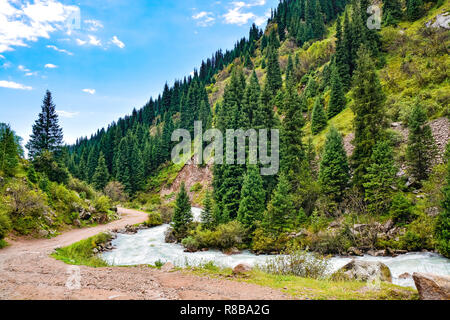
[92,152,110,191]
[311,97,327,135]
[201,190,215,230]
[435,143,450,258]
[172,182,192,237]
[0,125,19,176]
[327,63,347,119]
[406,102,437,183]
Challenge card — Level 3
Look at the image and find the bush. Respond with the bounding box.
[0,207,12,240]
[181,236,200,252]
[400,215,435,251]
[190,183,203,193]
[215,221,245,250]
[390,194,416,226]
[260,249,329,279]
[67,178,96,200]
[92,196,112,213]
[103,181,128,203]
[251,228,290,253]
[33,151,69,185]
[5,180,48,222]
[146,212,163,227]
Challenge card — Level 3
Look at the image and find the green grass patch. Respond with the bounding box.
[0,239,8,249]
[186,264,418,300]
[51,232,112,268]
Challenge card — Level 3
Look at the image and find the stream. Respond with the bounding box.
[103,208,450,288]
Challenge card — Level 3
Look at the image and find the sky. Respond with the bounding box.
[0,0,278,146]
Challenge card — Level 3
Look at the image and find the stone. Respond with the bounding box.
[413,273,450,300]
[224,247,241,255]
[164,229,177,243]
[38,229,49,238]
[93,248,99,254]
[347,247,363,256]
[425,12,450,30]
[73,219,81,227]
[399,273,411,279]
[79,209,91,220]
[232,263,252,275]
[161,262,175,272]
[335,260,392,283]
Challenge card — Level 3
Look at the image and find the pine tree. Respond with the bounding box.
[26,90,64,160]
[266,46,283,96]
[406,102,437,183]
[327,63,347,119]
[263,173,295,235]
[237,165,266,231]
[383,0,403,26]
[351,46,387,189]
[201,190,215,230]
[285,55,295,85]
[334,16,351,91]
[172,182,192,236]
[318,127,350,203]
[0,125,19,176]
[406,0,423,21]
[92,152,110,191]
[242,71,261,128]
[363,140,398,215]
[435,143,450,258]
[311,97,327,135]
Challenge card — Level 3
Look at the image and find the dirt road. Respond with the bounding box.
[0,208,288,300]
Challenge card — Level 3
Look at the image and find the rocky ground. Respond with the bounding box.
[0,208,288,300]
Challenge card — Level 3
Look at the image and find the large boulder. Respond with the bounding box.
[413,273,450,300]
[334,260,392,283]
[232,263,252,275]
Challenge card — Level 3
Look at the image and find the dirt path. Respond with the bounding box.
[0,208,289,300]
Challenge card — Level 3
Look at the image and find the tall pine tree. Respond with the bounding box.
[172,182,192,236]
[92,152,110,191]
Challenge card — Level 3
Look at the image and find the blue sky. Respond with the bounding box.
[0,0,278,146]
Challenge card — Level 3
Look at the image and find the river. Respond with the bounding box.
[102,208,450,288]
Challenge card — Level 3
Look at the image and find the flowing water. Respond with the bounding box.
[103,208,450,288]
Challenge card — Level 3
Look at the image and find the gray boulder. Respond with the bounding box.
[413,273,450,300]
[334,260,392,283]
[232,263,252,275]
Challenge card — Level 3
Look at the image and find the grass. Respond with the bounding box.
[51,232,112,268]
[0,239,8,249]
[186,265,419,300]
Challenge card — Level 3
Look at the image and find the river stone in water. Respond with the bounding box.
[335,260,392,283]
[413,272,450,300]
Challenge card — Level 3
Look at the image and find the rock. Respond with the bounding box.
[425,12,450,30]
[413,273,450,300]
[73,219,81,227]
[232,263,252,275]
[329,221,340,229]
[335,260,392,283]
[399,273,411,279]
[38,229,49,238]
[161,262,175,272]
[92,248,99,254]
[79,209,91,220]
[394,250,408,255]
[353,224,368,232]
[374,250,387,257]
[348,247,363,256]
[224,247,241,255]
[383,220,394,232]
[164,229,177,243]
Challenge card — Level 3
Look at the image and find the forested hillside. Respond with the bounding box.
[1,0,448,259]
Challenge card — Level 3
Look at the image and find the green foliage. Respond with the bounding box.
[406,102,437,183]
[172,182,192,237]
[390,194,416,226]
[146,211,163,227]
[0,124,19,176]
[237,165,266,232]
[266,45,283,96]
[92,152,109,191]
[0,207,12,242]
[190,183,203,193]
[327,63,347,119]
[103,181,128,203]
[406,0,423,21]
[92,196,112,213]
[311,97,327,135]
[33,150,70,185]
[363,140,398,215]
[182,236,200,252]
[435,143,450,257]
[318,127,350,204]
[201,190,215,230]
[400,214,435,251]
[189,221,246,250]
[51,232,112,267]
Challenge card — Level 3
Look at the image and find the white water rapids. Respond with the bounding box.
[103,208,450,288]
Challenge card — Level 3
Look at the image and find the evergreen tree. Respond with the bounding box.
[285,54,295,85]
[334,16,351,91]
[435,143,450,258]
[383,0,403,26]
[327,63,347,119]
[406,0,423,21]
[242,71,261,128]
[237,165,266,231]
[351,46,387,189]
[406,102,437,183]
[201,190,215,230]
[0,125,19,176]
[266,46,283,96]
[263,173,295,235]
[92,152,110,191]
[26,90,64,160]
[311,97,327,135]
[318,127,350,203]
[363,140,398,215]
[172,182,192,236]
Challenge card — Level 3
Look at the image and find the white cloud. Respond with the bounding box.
[82,88,95,95]
[18,65,31,72]
[0,0,80,53]
[25,72,38,76]
[88,35,101,46]
[56,110,79,118]
[111,36,125,49]
[0,80,32,90]
[76,38,87,45]
[84,19,103,32]
[0,54,4,59]
[223,0,268,26]
[47,44,73,55]
[45,63,58,68]
[192,11,215,27]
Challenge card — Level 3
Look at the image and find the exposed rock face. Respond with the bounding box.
[335,260,392,283]
[164,228,177,243]
[426,12,450,30]
[232,263,253,275]
[413,273,450,300]
[161,262,175,272]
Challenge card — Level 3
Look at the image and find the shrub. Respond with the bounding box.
[33,151,69,185]
[390,194,416,226]
[215,221,245,250]
[400,214,435,251]
[260,249,329,279]
[190,183,203,193]
[68,178,96,200]
[5,180,48,220]
[0,207,12,241]
[103,181,128,203]
[92,196,112,213]
[182,236,200,252]
[251,228,290,253]
[146,212,163,227]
